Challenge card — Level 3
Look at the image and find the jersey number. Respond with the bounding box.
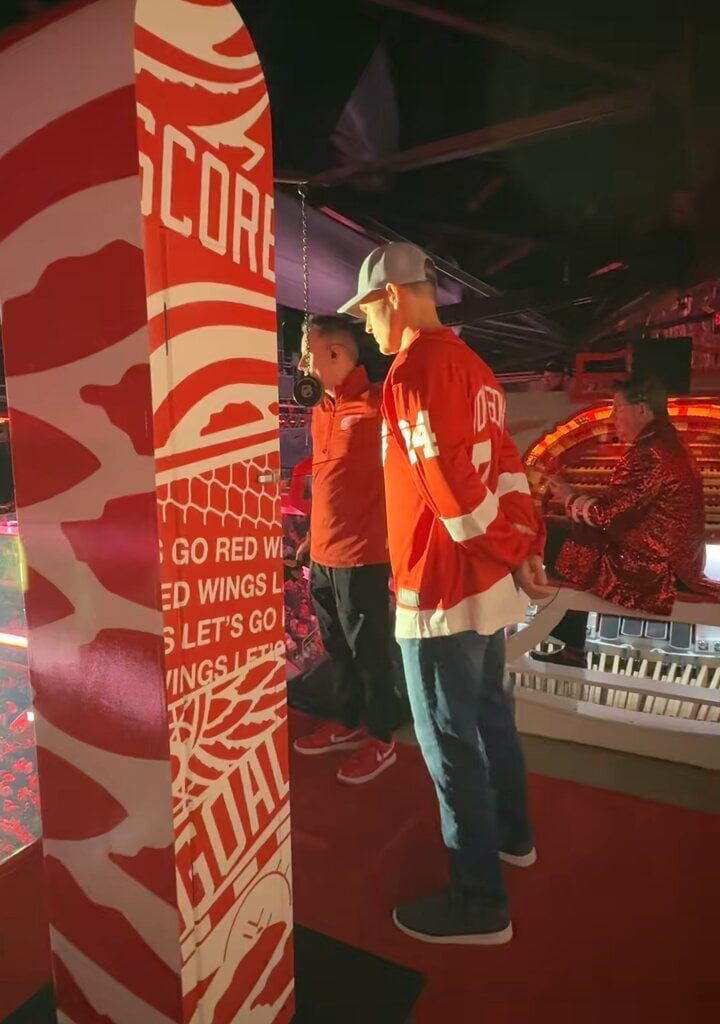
[398,410,439,464]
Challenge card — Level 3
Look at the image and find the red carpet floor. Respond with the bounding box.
[289,715,720,1023]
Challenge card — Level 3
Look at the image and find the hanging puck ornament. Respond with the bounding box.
[293,374,324,407]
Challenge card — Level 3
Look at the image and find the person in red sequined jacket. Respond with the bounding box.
[535,377,720,668]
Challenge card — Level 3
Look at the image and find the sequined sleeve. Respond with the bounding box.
[565,443,662,530]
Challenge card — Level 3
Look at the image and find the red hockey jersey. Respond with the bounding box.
[382,328,544,639]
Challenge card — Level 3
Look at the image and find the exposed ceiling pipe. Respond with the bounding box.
[440,269,632,326]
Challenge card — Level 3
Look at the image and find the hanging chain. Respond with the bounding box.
[293,183,324,407]
[299,184,310,333]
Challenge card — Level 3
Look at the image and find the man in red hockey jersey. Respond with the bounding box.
[339,242,549,945]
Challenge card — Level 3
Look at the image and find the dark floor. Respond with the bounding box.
[2,989,54,1024]
[292,926,423,1023]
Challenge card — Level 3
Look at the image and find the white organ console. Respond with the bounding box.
[508,396,720,769]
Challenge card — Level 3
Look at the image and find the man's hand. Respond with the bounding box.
[513,554,553,600]
[296,535,311,564]
[548,475,573,504]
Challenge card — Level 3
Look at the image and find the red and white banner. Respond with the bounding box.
[136,0,292,1018]
[0,1,292,1020]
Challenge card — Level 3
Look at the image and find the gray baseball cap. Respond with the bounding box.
[338,242,435,319]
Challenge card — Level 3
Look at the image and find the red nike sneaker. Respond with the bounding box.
[294,721,366,756]
[337,739,397,785]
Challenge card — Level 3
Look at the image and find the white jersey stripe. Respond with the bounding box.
[395,574,529,639]
[497,471,531,497]
[471,439,491,471]
[441,490,499,542]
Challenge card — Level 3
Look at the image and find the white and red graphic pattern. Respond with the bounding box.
[0,1,292,1021]
[136,0,292,1017]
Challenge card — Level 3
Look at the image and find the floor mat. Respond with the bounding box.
[289,714,720,1023]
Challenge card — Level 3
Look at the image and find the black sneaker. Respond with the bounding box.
[392,889,512,946]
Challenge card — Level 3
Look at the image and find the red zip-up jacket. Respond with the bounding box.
[310,365,388,569]
[382,329,544,639]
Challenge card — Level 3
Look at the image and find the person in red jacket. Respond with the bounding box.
[293,315,398,785]
[339,242,549,945]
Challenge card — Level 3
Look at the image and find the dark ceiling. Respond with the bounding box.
[4,0,720,371]
[240,0,720,369]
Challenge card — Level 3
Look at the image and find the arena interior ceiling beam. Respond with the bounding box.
[439,270,635,326]
[308,90,651,187]
[471,319,562,342]
[461,329,557,356]
[366,0,654,88]
[388,218,543,255]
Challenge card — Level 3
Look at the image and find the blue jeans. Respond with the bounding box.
[400,629,532,907]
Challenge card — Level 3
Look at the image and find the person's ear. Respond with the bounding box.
[386,283,400,309]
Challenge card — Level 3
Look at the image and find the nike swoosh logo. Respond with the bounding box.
[341,415,364,431]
